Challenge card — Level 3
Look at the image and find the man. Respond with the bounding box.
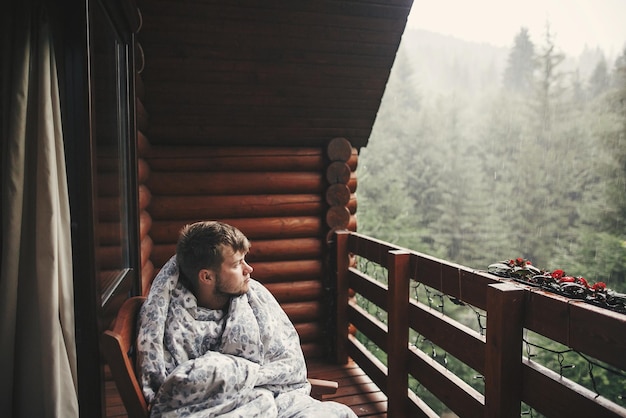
[137,221,357,417]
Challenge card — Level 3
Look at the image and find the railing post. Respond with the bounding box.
[387,250,410,417]
[335,230,351,364]
[484,283,525,418]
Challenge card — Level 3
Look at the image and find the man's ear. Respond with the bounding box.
[198,268,214,284]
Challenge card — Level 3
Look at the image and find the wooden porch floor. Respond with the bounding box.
[104,358,387,417]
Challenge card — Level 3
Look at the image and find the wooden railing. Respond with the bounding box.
[334,231,626,417]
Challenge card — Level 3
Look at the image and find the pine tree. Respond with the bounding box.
[501,24,576,267]
[503,27,535,94]
[588,56,610,99]
[358,46,424,247]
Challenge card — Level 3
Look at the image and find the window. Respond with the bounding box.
[91,0,139,324]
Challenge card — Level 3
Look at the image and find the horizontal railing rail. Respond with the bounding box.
[334,230,626,417]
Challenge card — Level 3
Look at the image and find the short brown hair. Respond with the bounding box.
[176,221,250,291]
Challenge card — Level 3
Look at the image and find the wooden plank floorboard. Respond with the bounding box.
[105,379,127,418]
[106,358,387,417]
[307,358,387,417]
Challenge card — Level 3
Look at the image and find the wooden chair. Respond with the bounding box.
[101,296,338,418]
[101,296,149,418]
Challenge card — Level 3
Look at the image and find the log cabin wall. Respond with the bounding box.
[141,143,356,358]
[133,0,413,359]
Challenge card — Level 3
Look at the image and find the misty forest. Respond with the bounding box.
[359,26,626,294]
[354,26,626,415]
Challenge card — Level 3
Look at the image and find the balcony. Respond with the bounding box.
[329,230,626,417]
[106,230,626,417]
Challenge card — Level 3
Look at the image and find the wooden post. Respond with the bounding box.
[485,283,525,418]
[387,250,410,417]
[335,230,350,364]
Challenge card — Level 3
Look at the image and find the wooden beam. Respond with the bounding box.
[336,230,351,364]
[387,249,410,417]
[484,283,525,418]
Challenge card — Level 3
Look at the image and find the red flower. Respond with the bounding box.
[551,269,565,279]
[592,282,605,290]
[577,277,589,288]
[558,276,576,283]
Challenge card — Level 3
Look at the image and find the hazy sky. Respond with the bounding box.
[407,0,626,57]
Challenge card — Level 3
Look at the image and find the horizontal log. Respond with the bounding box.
[138,184,152,211]
[137,130,151,156]
[347,147,358,171]
[348,214,357,231]
[146,147,325,172]
[326,161,351,185]
[302,342,326,360]
[325,184,351,206]
[141,259,155,296]
[150,217,324,242]
[282,301,323,323]
[146,171,324,195]
[137,158,150,184]
[327,137,353,162]
[294,322,323,343]
[96,245,123,269]
[149,246,174,268]
[97,221,122,245]
[252,260,324,283]
[348,173,357,193]
[140,234,153,269]
[264,280,323,303]
[96,197,121,222]
[348,195,357,214]
[248,238,323,261]
[326,206,351,229]
[97,217,150,252]
[151,238,323,263]
[148,194,325,219]
[139,210,152,241]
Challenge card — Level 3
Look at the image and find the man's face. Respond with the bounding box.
[213,246,253,297]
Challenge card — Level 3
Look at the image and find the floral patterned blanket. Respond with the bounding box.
[137,256,356,417]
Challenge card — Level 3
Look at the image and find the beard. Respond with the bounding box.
[214,274,249,298]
